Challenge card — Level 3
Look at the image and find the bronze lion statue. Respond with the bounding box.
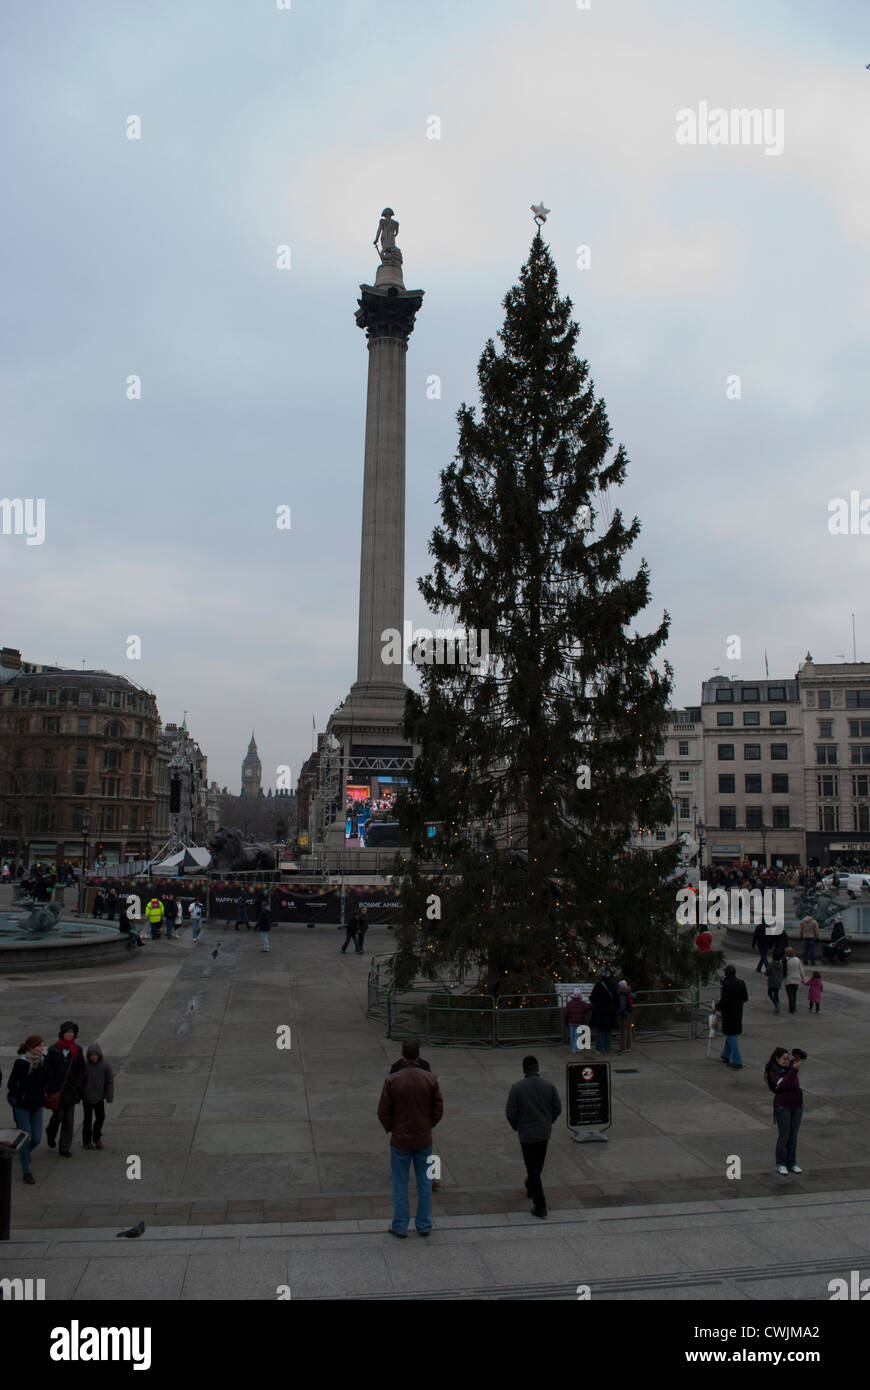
[208,826,276,872]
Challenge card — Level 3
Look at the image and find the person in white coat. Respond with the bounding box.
[783,948,805,1015]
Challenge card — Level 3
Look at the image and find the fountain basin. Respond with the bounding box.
[0,917,131,973]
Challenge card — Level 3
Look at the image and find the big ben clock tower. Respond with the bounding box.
[241,731,262,798]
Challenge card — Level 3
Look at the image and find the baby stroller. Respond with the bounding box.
[823,934,851,964]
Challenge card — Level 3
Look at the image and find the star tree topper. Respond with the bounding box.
[531,201,550,225]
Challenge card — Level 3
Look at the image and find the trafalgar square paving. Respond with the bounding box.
[1,892,869,1301]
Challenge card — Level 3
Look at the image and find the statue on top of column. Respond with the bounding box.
[373,207,403,266]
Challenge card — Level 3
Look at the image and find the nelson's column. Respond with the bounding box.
[318,209,424,853]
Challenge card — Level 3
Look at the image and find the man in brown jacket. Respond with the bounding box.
[377,1038,443,1238]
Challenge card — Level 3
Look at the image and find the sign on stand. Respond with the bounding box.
[566,1062,611,1143]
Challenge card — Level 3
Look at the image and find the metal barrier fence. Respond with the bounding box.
[383,983,703,1048]
[386,990,565,1047]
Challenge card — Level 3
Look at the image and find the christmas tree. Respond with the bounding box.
[393,228,693,995]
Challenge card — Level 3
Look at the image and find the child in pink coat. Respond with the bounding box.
[805,972,823,1013]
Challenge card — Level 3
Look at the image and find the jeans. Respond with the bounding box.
[340,927,358,953]
[802,939,816,965]
[619,1016,633,1051]
[755,947,768,972]
[721,1034,743,1065]
[82,1101,105,1144]
[767,986,781,1009]
[785,983,798,1013]
[775,1106,802,1167]
[12,1105,43,1174]
[521,1139,549,1212]
[595,1030,612,1053]
[192,920,201,940]
[389,1145,433,1234]
[46,1103,77,1155]
[260,931,271,951]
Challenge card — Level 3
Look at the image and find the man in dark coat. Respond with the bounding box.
[377,1038,443,1237]
[715,965,749,1068]
[752,921,769,972]
[505,1056,562,1219]
[44,1021,87,1157]
[589,972,620,1054]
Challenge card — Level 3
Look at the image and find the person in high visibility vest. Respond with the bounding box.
[145,898,165,941]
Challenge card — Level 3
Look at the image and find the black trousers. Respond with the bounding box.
[520,1140,549,1211]
[46,1103,77,1155]
[82,1101,106,1144]
[785,983,798,1013]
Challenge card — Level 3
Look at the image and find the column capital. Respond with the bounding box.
[355,284,424,344]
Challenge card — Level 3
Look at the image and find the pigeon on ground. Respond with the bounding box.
[116,1220,145,1239]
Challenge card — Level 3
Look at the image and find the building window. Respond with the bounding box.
[768,686,786,701]
[135,721,143,737]
[820,720,835,738]
[655,743,665,757]
[678,798,690,819]
[716,712,734,726]
[852,775,870,798]
[719,808,737,829]
[78,718,89,735]
[743,711,760,726]
[742,687,759,701]
[103,750,121,769]
[772,807,791,828]
[72,807,84,832]
[655,830,667,841]
[48,689,57,705]
[816,746,838,765]
[818,806,839,832]
[846,690,870,709]
[850,746,870,765]
[106,722,120,738]
[678,740,689,756]
[719,774,736,793]
[43,717,59,734]
[745,808,763,830]
[80,690,90,705]
[74,776,85,796]
[769,711,787,725]
[817,774,839,798]
[848,719,870,737]
[678,770,690,782]
[75,747,87,767]
[715,687,734,701]
[771,774,789,794]
[131,777,140,798]
[718,744,735,761]
[113,691,121,707]
[133,752,142,771]
[770,744,789,760]
[817,690,831,709]
[102,777,120,797]
[744,744,761,760]
[854,806,870,833]
[42,748,55,768]
[103,807,117,830]
[744,774,762,793]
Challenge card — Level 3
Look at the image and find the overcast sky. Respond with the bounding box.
[3,0,869,790]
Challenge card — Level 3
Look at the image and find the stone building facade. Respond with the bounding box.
[0,667,161,867]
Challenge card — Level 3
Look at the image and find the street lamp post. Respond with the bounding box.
[78,810,90,916]
[144,815,152,869]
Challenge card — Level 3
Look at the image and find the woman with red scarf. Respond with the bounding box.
[44,1022,86,1158]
